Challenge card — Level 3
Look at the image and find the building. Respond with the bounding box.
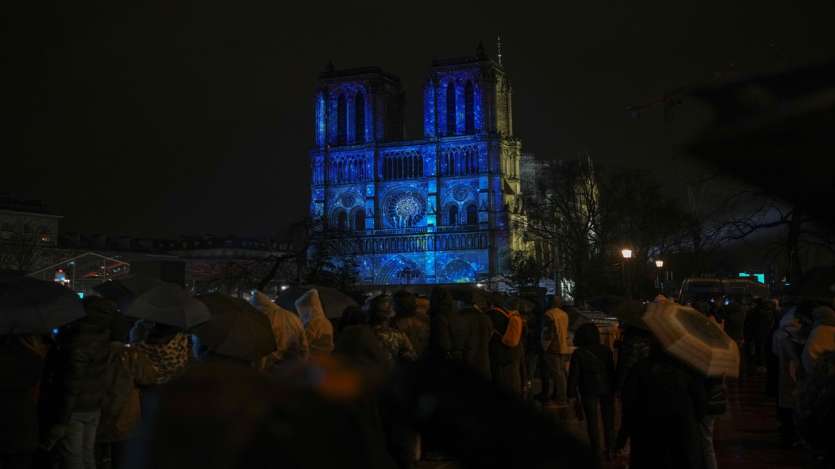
[309,45,529,285]
[0,195,61,247]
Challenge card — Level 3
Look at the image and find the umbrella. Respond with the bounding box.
[277,285,358,320]
[93,274,165,309]
[794,267,835,304]
[194,294,276,362]
[124,283,210,329]
[0,275,86,334]
[643,302,740,378]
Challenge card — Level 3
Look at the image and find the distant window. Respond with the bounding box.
[337,94,347,145]
[464,81,475,134]
[466,204,478,225]
[446,80,456,135]
[447,205,459,226]
[354,209,365,231]
[336,210,348,231]
[354,93,365,144]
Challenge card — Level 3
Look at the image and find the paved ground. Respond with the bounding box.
[420,373,815,468]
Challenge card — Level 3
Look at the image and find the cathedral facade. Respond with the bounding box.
[309,46,527,285]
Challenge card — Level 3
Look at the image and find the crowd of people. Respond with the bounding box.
[1,279,833,469]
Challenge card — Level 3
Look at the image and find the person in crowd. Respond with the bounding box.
[429,287,492,380]
[43,297,114,469]
[95,340,158,469]
[772,304,806,446]
[130,322,188,385]
[369,295,418,469]
[540,296,571,405]
[295,289,335,357]
[700,376,727,469]
[620,341,707,469]
[392,290,430,358]
[251,291,309,368]
[801,304,835,375]
[744,297,775,373]
[567,323,615,465]
[486,295,526,396]
[414,295,430,318]
[0,333,50,469]
[338,305,370,334]
[369,295,416,370]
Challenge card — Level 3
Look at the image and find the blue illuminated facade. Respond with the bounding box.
[310,48,525,285]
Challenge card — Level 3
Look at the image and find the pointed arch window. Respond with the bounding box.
[447,205,459,226]
[466,204,478,225]
[446,80,456,135]
[336,210,348,231]
[354,93,365,144]
[337,94,347,145]
[464,81,475,134]
[354,209,365,232]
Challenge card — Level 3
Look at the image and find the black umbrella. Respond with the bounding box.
[93,274,165,310]
[124,283,210,329]
[0,275,86,334]
[194,294,276,362]
[277,285,358,320]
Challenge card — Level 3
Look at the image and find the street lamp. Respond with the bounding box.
[621,248,633,298]
[654,259,665,294]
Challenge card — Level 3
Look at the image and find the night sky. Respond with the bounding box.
[8,2,835,238]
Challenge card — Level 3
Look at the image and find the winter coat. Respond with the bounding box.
[567,344,615,398]
[295,289,335,356]
[393,314,430,358]
[335,325,387,369]
[372,325,417,370]
[0,335,49,453]
[134,333,189,385]
[52,298,114,424]
[97,342,159,442]
[431,306,492,379]
[487,308,526,395]
[721,303,746,342]
[795,351,835,458]
[542,307,571,355]
[801,306,835,375]
[621,352,707,469]
[614,327,653,393]
[704,377,728,416]
[252,291,309,364]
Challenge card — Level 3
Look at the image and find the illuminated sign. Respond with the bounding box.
[738,272,766,284]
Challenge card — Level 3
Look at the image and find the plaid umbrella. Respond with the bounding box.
[0,275,86,334]
[124,283,210,329]
[643,301,740,378]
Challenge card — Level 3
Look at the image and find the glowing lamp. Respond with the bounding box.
[621,249,633,259]
[655,259,664,269]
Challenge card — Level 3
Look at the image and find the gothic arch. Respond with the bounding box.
[337,94,347,145]
[446,80,456,135]
[464,80,475,134]
[465,204,478,225]
[354,92,365,144]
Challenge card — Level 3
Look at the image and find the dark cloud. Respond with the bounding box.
[7,1,835,236]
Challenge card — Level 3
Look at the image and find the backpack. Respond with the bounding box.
[497,308,524,348]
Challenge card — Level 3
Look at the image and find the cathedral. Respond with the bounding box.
[309,44,529,285]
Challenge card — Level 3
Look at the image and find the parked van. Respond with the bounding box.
[678,277,770,305]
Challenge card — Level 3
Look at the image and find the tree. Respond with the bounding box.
[0,232,43,272]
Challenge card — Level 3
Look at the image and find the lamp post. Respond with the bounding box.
[621,248,633,299]
[654,259,664,294]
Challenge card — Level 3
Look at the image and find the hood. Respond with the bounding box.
[812,306,835,327]
[251,291,280,314]
[295,289,326,326]
[779,309,805,343]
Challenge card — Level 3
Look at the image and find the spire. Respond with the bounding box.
[497,33,503,66]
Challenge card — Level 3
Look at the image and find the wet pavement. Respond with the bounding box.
[421,373,815,468]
